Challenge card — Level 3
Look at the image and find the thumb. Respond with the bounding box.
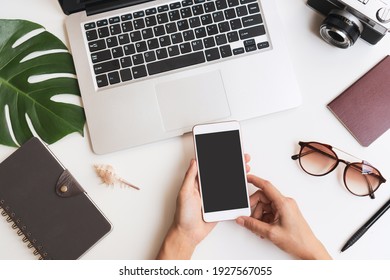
[236,216,272,238]
[181,159,198,190]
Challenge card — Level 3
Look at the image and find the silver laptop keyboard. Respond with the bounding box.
[84,0,270,88]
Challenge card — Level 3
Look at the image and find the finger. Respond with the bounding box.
[251,201,264,220]
[181,159,198,190]
[262,212,277,224]
[249,191,262,208]
[244,153,251,164]
[260,203,273,214]
[243,154,250,173]
[271,202,280,222]
[247,175,284,207]
[249,190,270,207]
[236,216,272,238]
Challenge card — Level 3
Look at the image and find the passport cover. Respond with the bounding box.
[0,137,112,259]
[327,55,390,147]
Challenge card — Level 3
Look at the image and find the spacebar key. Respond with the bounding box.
[147,51,206,75]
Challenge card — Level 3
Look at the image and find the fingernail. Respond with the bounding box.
[236,217,244,226]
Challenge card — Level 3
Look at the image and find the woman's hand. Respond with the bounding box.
[157,155,251,259]
[236,175,332,260]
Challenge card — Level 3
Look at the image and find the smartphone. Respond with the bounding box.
[193,121,250,222]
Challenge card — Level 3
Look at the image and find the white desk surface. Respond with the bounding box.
[1,0,390,260]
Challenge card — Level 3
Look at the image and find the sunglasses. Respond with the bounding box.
[292,141,386,199]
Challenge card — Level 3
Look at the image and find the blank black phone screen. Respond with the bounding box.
[195,130,248,213]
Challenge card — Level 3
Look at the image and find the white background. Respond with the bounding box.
[0,0,390,260]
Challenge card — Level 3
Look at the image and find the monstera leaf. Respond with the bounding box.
[0,19,85,147]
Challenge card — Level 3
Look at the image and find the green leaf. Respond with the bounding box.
[0,19,85,147]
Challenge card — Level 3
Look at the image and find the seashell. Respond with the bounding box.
[94,164,140,190]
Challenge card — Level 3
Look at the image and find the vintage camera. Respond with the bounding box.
[307,0,390,48]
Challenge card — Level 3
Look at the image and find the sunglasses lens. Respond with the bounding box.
[345,163,381,196]
[299,143,338,176]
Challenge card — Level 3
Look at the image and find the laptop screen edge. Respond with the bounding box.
[58,0,154,15]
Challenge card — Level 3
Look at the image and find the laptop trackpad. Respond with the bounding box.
[155,71,231,131]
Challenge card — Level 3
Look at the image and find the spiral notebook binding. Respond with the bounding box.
[0,199,48,260]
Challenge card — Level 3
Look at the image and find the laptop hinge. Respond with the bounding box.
[86,0,154,16]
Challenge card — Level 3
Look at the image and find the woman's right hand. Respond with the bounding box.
[236,175,332,260]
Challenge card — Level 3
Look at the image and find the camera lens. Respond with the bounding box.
[328,30,345,43]
[320,10,363,48]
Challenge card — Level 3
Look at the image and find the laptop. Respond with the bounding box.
[58,0,301,154]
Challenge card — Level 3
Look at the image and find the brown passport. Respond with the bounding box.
[327,55,390,147]
[0,137,112,259]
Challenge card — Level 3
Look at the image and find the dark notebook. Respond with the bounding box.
[0,137,112,259]
[327,55,390,147]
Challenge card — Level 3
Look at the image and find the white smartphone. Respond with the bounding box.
[193,121,250,222]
